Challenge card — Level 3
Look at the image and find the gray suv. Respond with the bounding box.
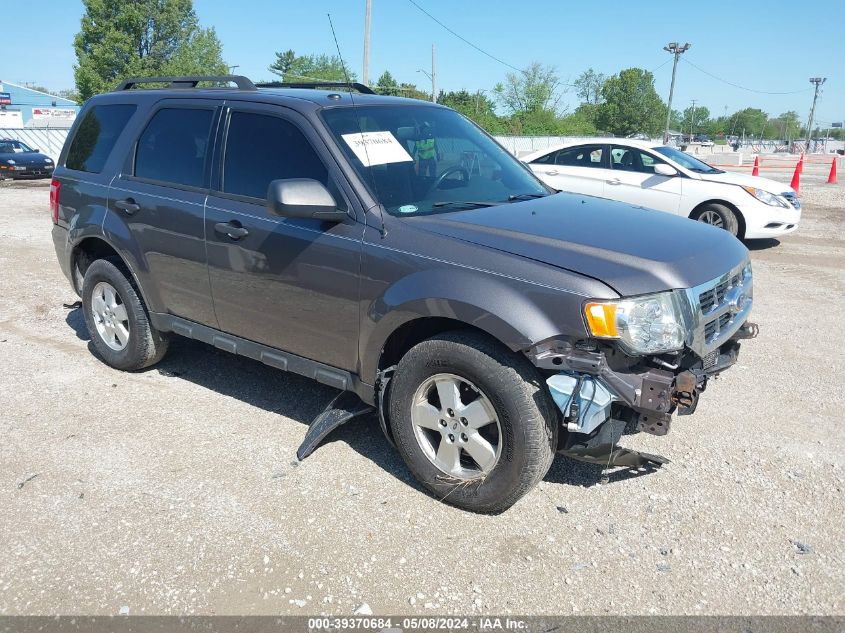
[50,76,757,513]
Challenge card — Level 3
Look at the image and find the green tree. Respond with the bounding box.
[73,0,227,101]
[437,89,504,132]
[374,70,400,96]
[683,105,710,135]
[268,50,355,82]
[573,68,606,105]
[493,62,561,115]
[767,111,801,140]
[594,68,667,136]
[725,108,768,137]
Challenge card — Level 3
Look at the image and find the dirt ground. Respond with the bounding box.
[0,167,843,616]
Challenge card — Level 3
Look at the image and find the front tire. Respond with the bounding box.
[691,203,739,236]
[389,330,557,513]
[81,258,169,371]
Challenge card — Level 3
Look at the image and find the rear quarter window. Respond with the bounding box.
[65,104,136,173]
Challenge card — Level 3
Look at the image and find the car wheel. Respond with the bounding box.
[692,203,739,236]
[81,258,169,371]
[389,330,557,513]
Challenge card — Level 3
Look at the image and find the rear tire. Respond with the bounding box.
[691,203,739,236]
[81,258,169,371]
[389,330,557,513]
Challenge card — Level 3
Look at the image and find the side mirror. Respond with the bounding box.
[654,163,678,177]
[267,178,347,222]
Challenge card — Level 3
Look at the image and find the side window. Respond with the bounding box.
[134,108,214,187]
[638,151,666,174]
[65,104,136,173]
[555,145,604,168]
[611,146,666,174]
[531,151,557,165]
[223,111,329,200]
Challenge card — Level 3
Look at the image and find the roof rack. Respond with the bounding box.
[114,75,257,91]
[255,81,375,95]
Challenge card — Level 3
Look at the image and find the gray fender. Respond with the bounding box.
[69,214,158,312]
[360,267,578,382]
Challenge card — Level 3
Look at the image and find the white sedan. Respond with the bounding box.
[522,139,801,239]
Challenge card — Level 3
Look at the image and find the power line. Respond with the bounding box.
[406,0,523,74]
[681,58,813,95]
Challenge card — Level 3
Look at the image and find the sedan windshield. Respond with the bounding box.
[654,146,723,174]
[0,140,33,154]
[322,105,549,216]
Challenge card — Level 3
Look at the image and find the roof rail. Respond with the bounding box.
[255,81,375,95]
[114,75,257,91]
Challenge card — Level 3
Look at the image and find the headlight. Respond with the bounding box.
[741,186,789,208]
[584,291,687,355]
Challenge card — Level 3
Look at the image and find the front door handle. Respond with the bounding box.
[607,178,622,185]
[546,169,559,176]
[114,198,140,215]
[214,221,249,240]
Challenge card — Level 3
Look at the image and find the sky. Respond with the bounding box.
[3,0,843,127]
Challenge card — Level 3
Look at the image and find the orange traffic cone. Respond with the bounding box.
[752,156,760,176]
[828,157,838,184]
[797,156,804,174]
[790,160,801,195]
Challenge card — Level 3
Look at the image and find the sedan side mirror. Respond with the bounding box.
[267,178,347,222]
[654,163,678,177]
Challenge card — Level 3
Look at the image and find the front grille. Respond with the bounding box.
[699,273,741,314]
[782,191,800,209]
[704,312,732,340]
[702,349,719,369]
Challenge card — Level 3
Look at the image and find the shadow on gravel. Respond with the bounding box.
[66,307,89,341]
[545,456,660,488]
[745,238,781,251]
[62,311,654,499]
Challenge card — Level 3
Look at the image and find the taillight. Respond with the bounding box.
[49,178,60,224]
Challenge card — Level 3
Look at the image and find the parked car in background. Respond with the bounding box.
[523,138,801,239]
[693,134,714,147]
[0,139,54,179]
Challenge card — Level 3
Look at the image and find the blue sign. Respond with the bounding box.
[0,92,11,105]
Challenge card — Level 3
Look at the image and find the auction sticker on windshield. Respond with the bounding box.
[341,131,413,167]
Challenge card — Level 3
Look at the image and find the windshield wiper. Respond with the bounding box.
[507,193,549,202]
[431,201,500,210]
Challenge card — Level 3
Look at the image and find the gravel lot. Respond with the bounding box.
[0,167,843,616]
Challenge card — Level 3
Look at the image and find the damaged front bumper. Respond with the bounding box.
[528,319,759,466]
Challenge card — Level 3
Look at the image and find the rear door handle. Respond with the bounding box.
[607,178,622,185]
[114,198,140,215]
[214,221,249,240]
[546,169,559,176]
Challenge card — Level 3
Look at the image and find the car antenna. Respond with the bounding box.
[328,13,388,238]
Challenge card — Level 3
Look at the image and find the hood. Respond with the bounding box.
[698,169,793,194]
[407,193,749,296]
[0,151,52,166]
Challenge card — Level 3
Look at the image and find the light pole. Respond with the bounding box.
[417,66,436,103]
[662,42,691,144]
[805,77,826,153]
[227,65,239,74]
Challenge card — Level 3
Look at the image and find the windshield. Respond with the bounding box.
[0,140,32,154]
[322,105,549,216]
[654,146,723,174]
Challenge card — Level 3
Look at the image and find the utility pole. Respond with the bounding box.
[689,99,697,139]
[431,44,436,103]
[662,42,691,144]
[805,77,826,153]
[362,0,372,86]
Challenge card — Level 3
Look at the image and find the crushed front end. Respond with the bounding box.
[528,260,758,467]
